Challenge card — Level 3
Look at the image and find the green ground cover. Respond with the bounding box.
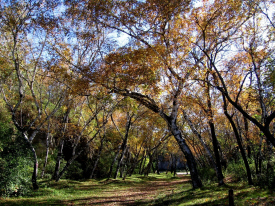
[0,173,274,205]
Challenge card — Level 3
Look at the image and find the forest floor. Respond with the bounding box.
[0,173,275,205]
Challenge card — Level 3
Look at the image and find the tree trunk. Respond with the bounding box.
[139,154,147,175]
[169,120,202,189]
[183,110,218,170]
[187,137,206,167]
[205,78,225,186]
[112,83,202,188]
[122,148,131,180]
[41,145,49,179]
[144,152,153,176]
[52,139,64,180]
[23,132,39,190]
[114,141,128,179]
[209,122,225,186]
[224,111,253,185]
[243,116,252,158]
[107,145,121,179]
[56,150,83,182]
[120,147,130,178]
[90,136,105,179]
[52,107,70,180]
[114,114,131,179]
[128,151,144,176]
[41,121,51,178]
[155,152,160,174]
[171,154,177,177]
[30,145,39,190]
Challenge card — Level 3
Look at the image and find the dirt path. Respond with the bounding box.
[80,175,190,206]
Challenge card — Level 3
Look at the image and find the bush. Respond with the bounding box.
[64,161,83,180]
[225,160,249,182]
[0,154,32,196]
[0,124,33,197]
[198,166,217,184]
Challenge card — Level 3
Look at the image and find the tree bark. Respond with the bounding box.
[52,107,70,180]
[183,111,216,168]
[52,138,64,180]
[41,144,49,179]
[144,151,153,176]
[114,113,132,179]
[155,152,160,174]
[167,119,202,189]
[243,115,252,158]
[205,75,225,186]
[30,144,39,190]
[107,145,121,179]
[114,140,128,179]
[209,122,225,186]
[41,122,51,178]
[120,147,130,178]
[90,135,105,179]
[224,111,253,185]
[139,154,147,175]
[56,150,83,182]
[23,132,39,190]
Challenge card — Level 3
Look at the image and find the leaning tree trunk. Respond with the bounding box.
[183,110,219,173]
[112,81,202,188]
[128,150,144,176]
[224,111,253,185]
[90,135,105,179]
[169,120,203,189]
[120,147,130,178]
[107,144,122,179]
[114,140,128,179]
[243,115,252,158]
[114,115,131,179]
[56,150,83,182]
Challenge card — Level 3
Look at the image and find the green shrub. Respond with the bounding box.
[198,166,217,184]
[0,135,33,197]
[225,160,248,181]
[64,161,83,180]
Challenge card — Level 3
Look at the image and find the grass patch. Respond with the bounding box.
[0,174,274,205]
[150,181,275,206]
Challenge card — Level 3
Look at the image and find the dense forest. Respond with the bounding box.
[0,0,275,200]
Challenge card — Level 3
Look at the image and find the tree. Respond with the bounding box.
[191,0,275,148]
[64,0,203,189]
[0,0,64,189]
[222,94,253,185]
